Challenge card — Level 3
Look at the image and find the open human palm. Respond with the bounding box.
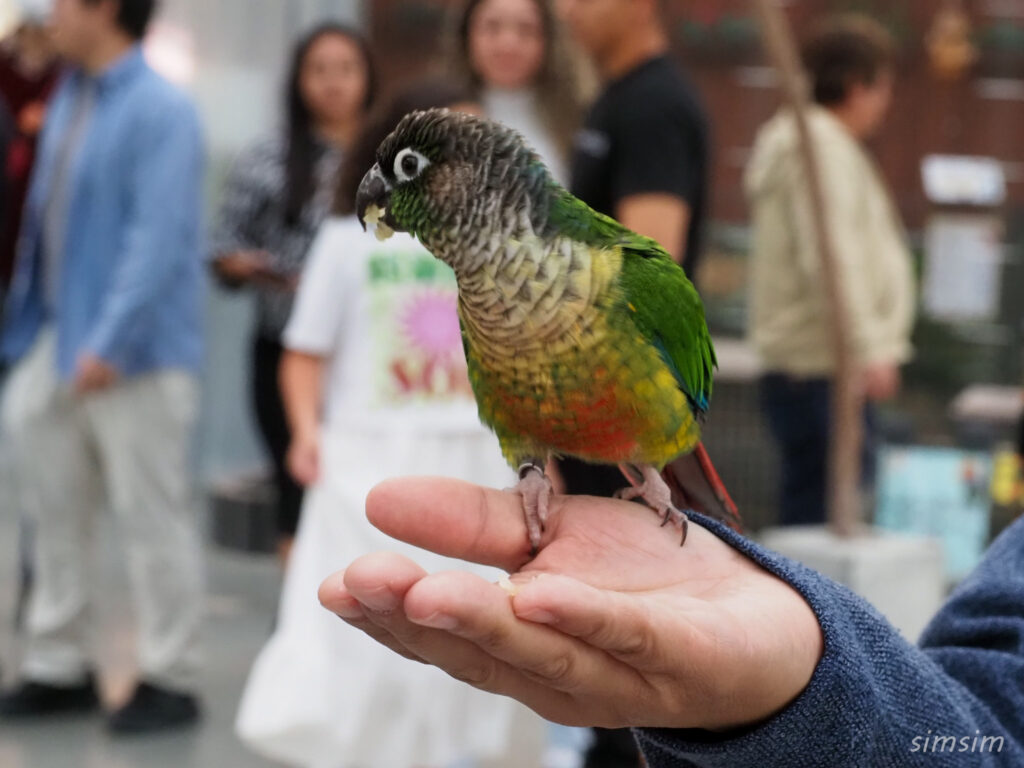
[319,477,822,732]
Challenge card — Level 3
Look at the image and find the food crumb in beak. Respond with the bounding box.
[363,204,383,225]
[364,204,395,241]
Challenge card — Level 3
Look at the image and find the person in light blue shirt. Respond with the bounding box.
[1,31,204,378]
[0,0,205,736]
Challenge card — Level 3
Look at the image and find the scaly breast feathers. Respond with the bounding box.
[466,314,701,467]
[459,236,701,467]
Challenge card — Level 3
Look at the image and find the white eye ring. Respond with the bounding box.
[394,148,430,183]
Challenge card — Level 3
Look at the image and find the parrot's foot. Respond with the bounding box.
[513,462,552,554]
[616,465,689,546]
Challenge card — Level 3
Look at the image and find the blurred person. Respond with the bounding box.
[319,476,1024,767]
[557,0,708,273]
[448,0,590,184]
[234,80,535,768]
[745,16,915,527]
[0,2,61,650]
[0,4,60,302]
[553,3,711,760]
[0,0,206,734]
[449,7,593,753]
[210,23,375,565]
[552,0,711,503]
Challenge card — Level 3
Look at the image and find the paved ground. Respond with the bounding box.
[0,506,287,768]
[0,499,549,768]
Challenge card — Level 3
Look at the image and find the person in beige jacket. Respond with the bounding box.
[745,16,915,526]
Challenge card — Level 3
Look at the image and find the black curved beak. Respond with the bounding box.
[355,164,393,231]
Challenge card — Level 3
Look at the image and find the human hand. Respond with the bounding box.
[863,362,900,401]
[73,353,118,394]
[319,477,823,731]
[17,101,46,135]
[287,428,321,486]
[213,251,275,286]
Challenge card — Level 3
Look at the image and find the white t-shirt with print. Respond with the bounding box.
[242,217,527,768]
[284,216,484,435]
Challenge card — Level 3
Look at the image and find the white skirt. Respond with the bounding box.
[236,426,531,768]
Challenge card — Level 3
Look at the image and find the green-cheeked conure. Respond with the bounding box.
[355,109,740,551]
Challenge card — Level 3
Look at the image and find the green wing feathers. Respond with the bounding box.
[619,241,716,415]
[547,183,716,414]
[546,185,638,248]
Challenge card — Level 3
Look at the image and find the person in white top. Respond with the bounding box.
[448,5,594,763]
[235,81,539,768]
[447,0,592,185]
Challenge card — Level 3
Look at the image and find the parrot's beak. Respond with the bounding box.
[356,164,396,232]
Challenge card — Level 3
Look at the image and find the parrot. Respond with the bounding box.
[355,108,741,551]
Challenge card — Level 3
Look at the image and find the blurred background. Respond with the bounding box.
[177,0,1024,541]
[54,0,1020,533]
[0,0,1021,766]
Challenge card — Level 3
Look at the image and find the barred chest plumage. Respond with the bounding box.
[452,233,697,466]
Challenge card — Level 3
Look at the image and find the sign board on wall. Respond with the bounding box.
[922,215,1004,322]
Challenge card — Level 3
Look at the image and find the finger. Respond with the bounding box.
[340,616,428,665]
[511,573,701,670]
[403,571,650,700]
[365,477,536,571]
[318,568,426,664]
[319,569,368,619]
[333,551,429,614]
[333,552,609,725]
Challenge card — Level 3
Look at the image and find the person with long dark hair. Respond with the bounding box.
[210,23,375,563]
[447,0,590,185]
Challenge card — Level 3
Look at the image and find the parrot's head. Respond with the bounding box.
[356,108,553,272]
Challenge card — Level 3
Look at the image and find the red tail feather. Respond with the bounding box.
[662,443,743,533]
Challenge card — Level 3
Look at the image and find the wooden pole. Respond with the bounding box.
[752,1,864,536]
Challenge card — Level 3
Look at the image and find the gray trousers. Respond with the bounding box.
[0,330,203,691]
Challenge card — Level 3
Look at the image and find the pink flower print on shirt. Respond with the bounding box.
[400,290,463,360]
[389,289,473,400]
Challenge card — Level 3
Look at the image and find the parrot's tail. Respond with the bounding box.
[662,443,743,533]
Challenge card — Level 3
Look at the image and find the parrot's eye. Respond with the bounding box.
[394,148,430,183]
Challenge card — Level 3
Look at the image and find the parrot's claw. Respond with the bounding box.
[660,507,690,546]
[617,464,689,546]
[513,462,552,554]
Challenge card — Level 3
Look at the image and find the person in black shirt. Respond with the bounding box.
[561,0,709,274]
[555,1,712,764]
[554,2,712,498]
[571,56,709,273]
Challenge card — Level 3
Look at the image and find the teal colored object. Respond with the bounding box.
[875,446,991,581]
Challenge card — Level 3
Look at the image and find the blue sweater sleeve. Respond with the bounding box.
[635,516,1024,767]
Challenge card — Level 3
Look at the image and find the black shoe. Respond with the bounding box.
[107,681,201,735]
[0,674,100,718]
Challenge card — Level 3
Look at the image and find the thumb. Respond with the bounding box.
[366,477,533,572]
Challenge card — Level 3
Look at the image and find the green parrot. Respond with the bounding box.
[355,109,739,550]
